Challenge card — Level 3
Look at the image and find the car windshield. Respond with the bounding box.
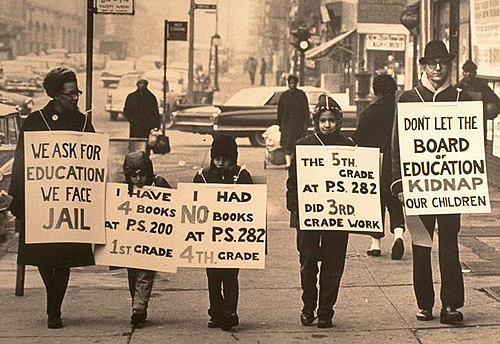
[118,75,139,88]
[306,91,324,106]
[224,88,275,106]
[106,60,135,70]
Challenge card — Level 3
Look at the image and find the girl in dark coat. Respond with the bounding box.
[278,75,310,167]
[286,96,354,328]
[8,67,95,329]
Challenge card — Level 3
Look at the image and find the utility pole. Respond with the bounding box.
[187,0,195,103]
[86,0,94,116]
[213,1,219,91]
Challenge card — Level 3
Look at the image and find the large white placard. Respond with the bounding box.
[296,145,383,233]
[24,131,109,244]
[398,101,490,215]
[176,183,267,269]
[94,183,178,273]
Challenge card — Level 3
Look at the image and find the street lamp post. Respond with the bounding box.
[212,33,221,91]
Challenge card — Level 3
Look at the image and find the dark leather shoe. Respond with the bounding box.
[208,317,222,328]
[317,316,333,328]
[416,309,434,321]
[300,311,315,326]
[391,238,404,260]
[47,315,63,329]
[130,311,147,326]
[367,249,381,257]
[221,313,239,331]
[440,306,463,324]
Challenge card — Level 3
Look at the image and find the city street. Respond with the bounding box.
[1,0,499,341]
[1,71,500,343]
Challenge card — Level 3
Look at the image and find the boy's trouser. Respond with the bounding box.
[412,214,464,310]
[297,230,349,317]
[127,268,156,314]
[206,268,239,319]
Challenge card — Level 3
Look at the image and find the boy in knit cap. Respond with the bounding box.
[193,134,253,331]
[122,151,170,326]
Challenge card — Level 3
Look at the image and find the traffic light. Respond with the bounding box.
[291,27,311,51]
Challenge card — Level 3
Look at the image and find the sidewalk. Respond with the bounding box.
[1,178,499,343]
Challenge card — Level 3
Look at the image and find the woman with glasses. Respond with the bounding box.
[8,67,95,328]
[286,95,354,328]
[122,151,170,327]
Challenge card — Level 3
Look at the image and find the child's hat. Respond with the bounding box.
[211,134,238,163]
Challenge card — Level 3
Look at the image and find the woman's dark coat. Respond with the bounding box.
[277,89,310,150]
[9,101,96,267]
[352,94,395,193]
[123,89,161,139]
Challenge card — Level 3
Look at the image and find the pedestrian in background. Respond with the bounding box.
[278,74,310,168]
[392,40,475,324]
[456,59,500,121]
[8,67,95,329]
[245,56,257,86]
[260,57,267,86]
[193,134,253,331]
[286,96,354,328]
[352,74,405,259]
[123,79,161,139]
[122,151,171,327]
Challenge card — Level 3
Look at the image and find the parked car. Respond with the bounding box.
[105,68,187,121]
[0,61,43,96]
[169,86,356,146]
[100,60,136,88]
[0,90,34,121]
[135,55,162,73]
[0,104,20,172]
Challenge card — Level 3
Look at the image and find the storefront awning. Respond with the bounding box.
[305,29,356,60]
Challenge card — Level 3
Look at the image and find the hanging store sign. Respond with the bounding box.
[366,34,405,51]
[94,0,135,15]
[470,0,500,78]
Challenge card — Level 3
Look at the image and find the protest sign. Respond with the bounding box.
[94,183,178,272]
[175,183,267,269]
[296,145,383,233]
[493,116,500,158]
[398,101,490,215]
[24,131,109,244]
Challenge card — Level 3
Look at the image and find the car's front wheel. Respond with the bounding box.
[248,131,266,147]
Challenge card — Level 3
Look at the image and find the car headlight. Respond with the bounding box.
[213,124,219,131]
[26,99,34,109]
[211,112,219,123]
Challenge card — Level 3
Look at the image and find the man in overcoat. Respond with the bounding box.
[123,79,161,139]
[278,74,310,167]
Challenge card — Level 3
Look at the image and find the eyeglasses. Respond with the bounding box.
[60,90,83,98]
[128,169,147,178]
[426,60,449,69]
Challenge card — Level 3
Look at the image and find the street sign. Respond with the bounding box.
[94,0,135,15]
[167,21,188,41]
[194,3,217,10]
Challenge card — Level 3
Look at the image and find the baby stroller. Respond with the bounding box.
[263,125,286,169]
